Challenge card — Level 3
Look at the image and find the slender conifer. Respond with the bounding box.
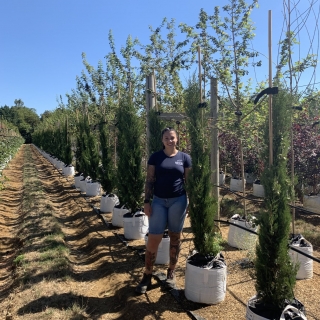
[185,76,221,256]
[255,88,297,314]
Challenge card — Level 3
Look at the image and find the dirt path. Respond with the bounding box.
[0,146,24,302]
[0,144,319,320]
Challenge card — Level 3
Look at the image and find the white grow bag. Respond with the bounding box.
[112,205,129,227]
[184,253,227,305]
[289,235,313,280]
[79,177,90,193]
[245,172,256,184]
[74,174,83,189]
[100,194,119,213]
[62,165,75,177]
[85,181,101,197]
[303,194,320,214]
[253,182,265,198]
[123,211,149,240]
[228,214,258,250]
[55,160,65,170]
[219,173,225,186]
[230,178,246,192]
[145,234,170,265]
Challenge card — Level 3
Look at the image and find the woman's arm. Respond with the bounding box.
[184,167,191,183]
[144,165,155,201]
[144,165,155,217]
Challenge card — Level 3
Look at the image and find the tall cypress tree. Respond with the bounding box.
[116,94,144,213]
[75,117,84,174]
[254,88,297,315]
[185,76,221,256]
[148,110,163,155]
[63,117,73,166]
[81,115,100,181]
[98,119,115,193]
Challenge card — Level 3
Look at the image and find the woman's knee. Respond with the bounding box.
[168,231,181,244]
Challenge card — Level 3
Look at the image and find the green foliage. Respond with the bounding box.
[98,120,115,193]
[79,115,100,180]
[0,120,24,191]
[116,96,144,212]
[138,18,186,112]
[62,118,73,166]
[148,111,163,155]
[185,76,221,256]
[0,100,40,143]
[255,88,297,312]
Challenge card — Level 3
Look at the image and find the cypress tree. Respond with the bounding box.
[254,88,297,315]
[63,117,73,166]
[98,119,115,193]
[75,118,84,174]
[116,95,144,213]
[185,76,221,256]
[81,115,100,181]
[148,110,163,155]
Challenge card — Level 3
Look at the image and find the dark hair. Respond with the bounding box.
[161,127,177,149]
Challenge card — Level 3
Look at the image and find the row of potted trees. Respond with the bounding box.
[33,84,310,318]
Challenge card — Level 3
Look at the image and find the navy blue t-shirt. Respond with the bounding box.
[148,150,192,198]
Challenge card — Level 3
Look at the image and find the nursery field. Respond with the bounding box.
[0,144,319,320]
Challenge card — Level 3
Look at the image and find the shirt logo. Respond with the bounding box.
[175,160,183,166]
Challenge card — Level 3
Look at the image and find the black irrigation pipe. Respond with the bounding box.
[215,219,320,264]
[218,185,320,217]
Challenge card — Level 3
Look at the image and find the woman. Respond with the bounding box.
[135,127,191,294]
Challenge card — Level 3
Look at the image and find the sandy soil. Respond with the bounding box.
[0,144,319,320]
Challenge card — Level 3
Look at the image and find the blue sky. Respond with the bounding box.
[1,0,318,116]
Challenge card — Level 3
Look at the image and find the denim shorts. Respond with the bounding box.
[148,194,188,235]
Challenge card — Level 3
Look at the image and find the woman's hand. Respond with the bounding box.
[144,203,152,217]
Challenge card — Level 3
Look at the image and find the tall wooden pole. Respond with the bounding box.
[268,10,273,166]
[146,74,156,164]
[153,69,158,111]
[211,78,220,225]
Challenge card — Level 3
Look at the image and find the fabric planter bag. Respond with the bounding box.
[219,173,225,186]
[62,165,75,177]
[85,181,101,197]
[227,214,258,250]
[79,177,90,193]
[184,252,227,305]
[112,205,129,227]
[56,160,65,170]
[246,296,306,320]
[244,172,256,184]
[123,211,149,240]
[303,195,320,214]
[289,234,313,280]
[74,174,83,189]
[230,178,246,192]
[253,182,265,198]
[145,233,170,265]
[100,193,120,213]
